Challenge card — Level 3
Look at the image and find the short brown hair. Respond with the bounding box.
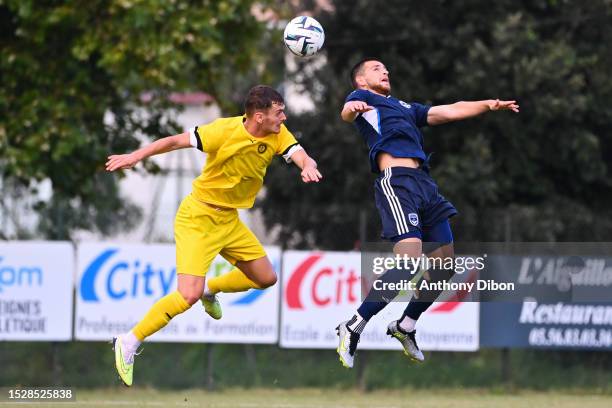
[350,58,380,88]
[244,85,284,116]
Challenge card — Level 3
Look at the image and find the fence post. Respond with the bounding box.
[51,342,62,386]
[206,344,215,390]
[359,209,367,245]
[357,350,368,391]
[244,344,261,386]
[501,211,512,386]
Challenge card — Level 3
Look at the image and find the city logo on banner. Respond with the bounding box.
[285,253,360,309]
[80,249,175,302]
[285,252,478,313]
[80,248,266,305]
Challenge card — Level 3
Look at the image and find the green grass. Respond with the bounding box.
[3,388,612,408]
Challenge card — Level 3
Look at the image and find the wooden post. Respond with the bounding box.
[51,342,62,386]
[357,350,368,391]
[501,211,512,386]
[206,344,215,390]
[244,344,261,387]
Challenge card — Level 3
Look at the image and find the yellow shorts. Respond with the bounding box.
[174,194,267,277]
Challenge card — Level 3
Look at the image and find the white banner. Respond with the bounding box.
[280,250,479,351]
[75,243,280,343]
[0,241,73,341]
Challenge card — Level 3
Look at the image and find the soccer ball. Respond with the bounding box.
[283,16,325,58]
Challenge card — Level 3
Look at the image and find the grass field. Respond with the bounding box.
[2,388,611,408]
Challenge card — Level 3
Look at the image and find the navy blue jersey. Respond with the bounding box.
[345,89,430,173]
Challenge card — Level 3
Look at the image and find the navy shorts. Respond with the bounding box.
[374,167,457,242]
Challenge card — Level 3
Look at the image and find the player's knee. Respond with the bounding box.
[254,271,277,288]
[178,287,203,306]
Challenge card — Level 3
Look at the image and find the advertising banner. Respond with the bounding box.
[481,302,612,349]
[0,241,73,341]
[75,243,280,343]
[479,250,612,349]
[280,250,479,351]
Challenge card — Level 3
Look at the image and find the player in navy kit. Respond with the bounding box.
[336,59,519,368]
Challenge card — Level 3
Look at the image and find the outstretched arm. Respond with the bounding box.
[106,132,192,171]
[289,149,322,183]
[427,99,519,126]
[341,100,374,122]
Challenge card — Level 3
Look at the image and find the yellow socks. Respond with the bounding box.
[132,291,190,341]
[207,267,263,294]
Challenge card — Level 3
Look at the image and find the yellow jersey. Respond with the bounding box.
[188,116,300,209]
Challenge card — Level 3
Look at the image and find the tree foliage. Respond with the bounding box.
[0,0,272,239]
[259,0,612,249]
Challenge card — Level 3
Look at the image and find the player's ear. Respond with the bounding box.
[355,74,366,88]
[254,111,264,124]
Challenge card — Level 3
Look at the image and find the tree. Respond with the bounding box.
[258,0,612,249]
[0,0,273,239]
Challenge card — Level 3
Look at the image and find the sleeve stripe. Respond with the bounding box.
[194,127,203,151]
[282,143,304,163]
[281,142,299,156]
[188,129,197,148]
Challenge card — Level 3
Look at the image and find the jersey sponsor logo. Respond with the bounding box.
[399,100,411,109]
[258,144,267,154]
[408,213,419,226]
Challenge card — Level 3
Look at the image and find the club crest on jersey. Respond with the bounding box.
[258,144,267,154]
[399,100,411,109]
[408,213,419,226]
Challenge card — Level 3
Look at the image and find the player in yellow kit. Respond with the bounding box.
[105,86,322,386]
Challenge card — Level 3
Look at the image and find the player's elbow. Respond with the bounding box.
[340,111,354,123]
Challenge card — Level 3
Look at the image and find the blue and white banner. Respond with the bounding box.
[481,302,612,349]
[480,253,612,349]
[75,243,280,343]
[0,241,73,341]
